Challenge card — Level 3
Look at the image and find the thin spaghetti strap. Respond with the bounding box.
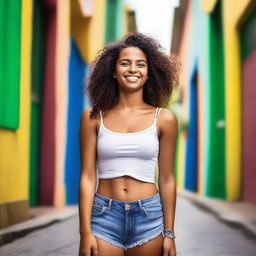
[99,110,103,125]
[156,107,161,119]
[154,107,159,119]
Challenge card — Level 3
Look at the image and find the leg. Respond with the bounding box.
[125,234,163,256]
[95,237,125,256]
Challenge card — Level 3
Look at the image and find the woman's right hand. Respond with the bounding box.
[78,232,98,256]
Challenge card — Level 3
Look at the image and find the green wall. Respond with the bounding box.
[206,0,226,198]
[0,0,22,129]
[105,0,125,43]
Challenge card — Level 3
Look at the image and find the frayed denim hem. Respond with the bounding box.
[92,231,126,250]
[125,229,164,250]
[92,229,164,251]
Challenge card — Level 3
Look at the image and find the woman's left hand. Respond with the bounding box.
[162,237,176,256]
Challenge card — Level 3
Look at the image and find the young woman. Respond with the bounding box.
[78,32,179,256]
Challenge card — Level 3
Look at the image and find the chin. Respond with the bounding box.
[122,84,144,91]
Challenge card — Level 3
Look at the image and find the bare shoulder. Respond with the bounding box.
[81,106,92,118]
[158,108,178,136]
[80,106,98,131]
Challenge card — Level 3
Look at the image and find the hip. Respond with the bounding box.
[91,191,164,250]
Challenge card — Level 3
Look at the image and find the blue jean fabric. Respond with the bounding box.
[91,192,164,250]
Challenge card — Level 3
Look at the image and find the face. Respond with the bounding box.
[113,46,148,91]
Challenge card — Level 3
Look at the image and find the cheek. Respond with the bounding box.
[116,67,127,76]
[143,69,148,78]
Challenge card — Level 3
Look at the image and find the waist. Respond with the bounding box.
[96,176,158,201]
[94,191,161,208]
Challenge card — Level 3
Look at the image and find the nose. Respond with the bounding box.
[128,63,137,73]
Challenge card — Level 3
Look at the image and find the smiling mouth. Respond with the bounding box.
[124,76,141,82]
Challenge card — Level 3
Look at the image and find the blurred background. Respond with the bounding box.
[1,0,256,255]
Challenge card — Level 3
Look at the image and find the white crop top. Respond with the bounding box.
[96,107,161,183]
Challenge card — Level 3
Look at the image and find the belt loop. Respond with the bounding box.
[108,199,112,209]
[138,200,147,215]
[138,200,143,210]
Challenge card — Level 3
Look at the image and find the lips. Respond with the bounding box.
[124,76,141,82]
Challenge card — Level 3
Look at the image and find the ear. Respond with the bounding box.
[113,73,116,78]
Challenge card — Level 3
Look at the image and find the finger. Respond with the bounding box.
[92,246,99,256]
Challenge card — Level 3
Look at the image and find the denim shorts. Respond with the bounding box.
[91,192,164,250]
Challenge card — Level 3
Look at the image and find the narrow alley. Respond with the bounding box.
[1,195,256,256]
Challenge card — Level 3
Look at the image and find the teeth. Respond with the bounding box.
[125,76,140,81]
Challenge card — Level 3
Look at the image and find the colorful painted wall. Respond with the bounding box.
[172,0,256,204]
[0,0,32,227]
[0,0,134,228]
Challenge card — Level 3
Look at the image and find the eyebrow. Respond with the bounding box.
[119,59,147,63]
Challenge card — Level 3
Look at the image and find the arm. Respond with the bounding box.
[78,107,98,237]
[158,109,178,255]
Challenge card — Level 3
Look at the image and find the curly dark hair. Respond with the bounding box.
[85,31,180,119]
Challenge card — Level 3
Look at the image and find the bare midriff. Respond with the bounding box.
[96,175,158,201]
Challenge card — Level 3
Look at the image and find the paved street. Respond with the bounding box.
[1,196,256,256]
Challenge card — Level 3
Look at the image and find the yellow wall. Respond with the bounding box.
[201,0,218,13]
[0,0,33,203]
[71,0,106,63]
[222,0,255,200]
[197,73,204,195]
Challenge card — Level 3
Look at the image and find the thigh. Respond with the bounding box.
[95,237,125,256]
[125,234,163,256]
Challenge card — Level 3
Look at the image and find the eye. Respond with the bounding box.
[137,63,146,68]
[120,62,129,66]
